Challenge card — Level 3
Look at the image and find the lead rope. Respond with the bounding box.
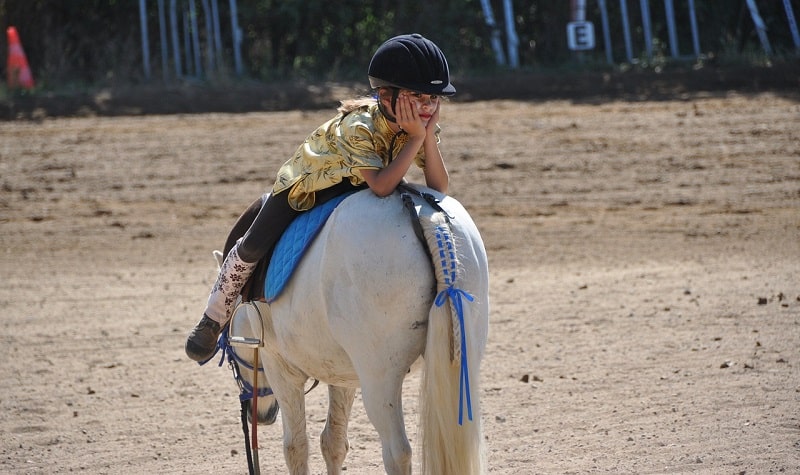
[229,344,256,475]
[215,326,259,475]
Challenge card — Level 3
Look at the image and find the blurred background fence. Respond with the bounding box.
[1,0,799,92]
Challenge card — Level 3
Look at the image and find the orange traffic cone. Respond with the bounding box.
[7,26,35,90]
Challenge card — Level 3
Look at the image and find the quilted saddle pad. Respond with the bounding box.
[264,191,356,302]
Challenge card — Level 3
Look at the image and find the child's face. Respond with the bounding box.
[397,90,440,123]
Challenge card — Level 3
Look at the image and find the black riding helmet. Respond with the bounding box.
[368,33,456,96]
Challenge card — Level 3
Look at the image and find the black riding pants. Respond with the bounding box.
[237,180,364,264]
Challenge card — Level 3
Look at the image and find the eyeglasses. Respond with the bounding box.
[399,91,440,106]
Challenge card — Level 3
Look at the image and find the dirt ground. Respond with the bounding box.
[1,89,798,473]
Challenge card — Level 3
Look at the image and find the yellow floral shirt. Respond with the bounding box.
[272,102,438,211]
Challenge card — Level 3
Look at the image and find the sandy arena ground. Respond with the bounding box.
[1,92,798,474]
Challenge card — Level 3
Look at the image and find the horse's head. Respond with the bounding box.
[217,250,279,425]
[227,300,279,426]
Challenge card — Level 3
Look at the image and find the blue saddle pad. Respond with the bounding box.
[264,191,356,302]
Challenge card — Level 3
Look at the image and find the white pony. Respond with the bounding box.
[226,184,489,474]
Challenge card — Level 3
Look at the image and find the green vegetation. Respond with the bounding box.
[1,0,798,93]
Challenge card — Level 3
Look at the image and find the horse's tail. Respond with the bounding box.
[418,216,487,475]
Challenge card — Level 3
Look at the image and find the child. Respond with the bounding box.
[186,33,455,361]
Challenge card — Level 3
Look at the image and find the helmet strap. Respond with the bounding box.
[387,128,406,163]
[375,87,405,163]
[377,87,400,123]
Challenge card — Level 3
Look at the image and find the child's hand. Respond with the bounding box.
[395,95,426,139]
[425,102,440,139]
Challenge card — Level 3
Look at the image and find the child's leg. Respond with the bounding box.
[237,191,299,263]
[236,180,363,263]
[185,182,363,361]
[185,191,297,362]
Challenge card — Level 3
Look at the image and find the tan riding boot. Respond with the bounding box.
[185,242,256,362]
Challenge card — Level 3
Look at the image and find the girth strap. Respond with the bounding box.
[398,183,454,219]
[401,193,429,254]
[398,183,455,254]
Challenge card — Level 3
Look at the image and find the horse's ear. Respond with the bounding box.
[213,250,224,269]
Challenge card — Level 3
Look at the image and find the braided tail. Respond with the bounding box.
[418,215,485,475]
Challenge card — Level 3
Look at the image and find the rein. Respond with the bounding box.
[197,320,319,398]
[218,327,274,400]
[202,323,319,475]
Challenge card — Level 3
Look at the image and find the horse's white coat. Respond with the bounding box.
[230,186,489,474]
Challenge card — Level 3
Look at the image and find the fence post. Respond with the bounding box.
[664,0,680,58]
[783,0,800,51]
[687,0,700,57]
[619,0,633,62]
[139,0,151,80]
[189,0,202,77]
[200,0,215,74]
[170,0,182,78]
[211,0,223,71]
[479,0,506,66]
[230,0,243,76]
[157,0,169,82]
[597,0,614,64]
[746,0,773,56]
[503,0,519,68]
[640,0,653,59]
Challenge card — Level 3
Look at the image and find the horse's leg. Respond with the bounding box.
[279,393,310,475]
[261,355,311,475]
[359,373,412,475]
[320,385,356,475]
